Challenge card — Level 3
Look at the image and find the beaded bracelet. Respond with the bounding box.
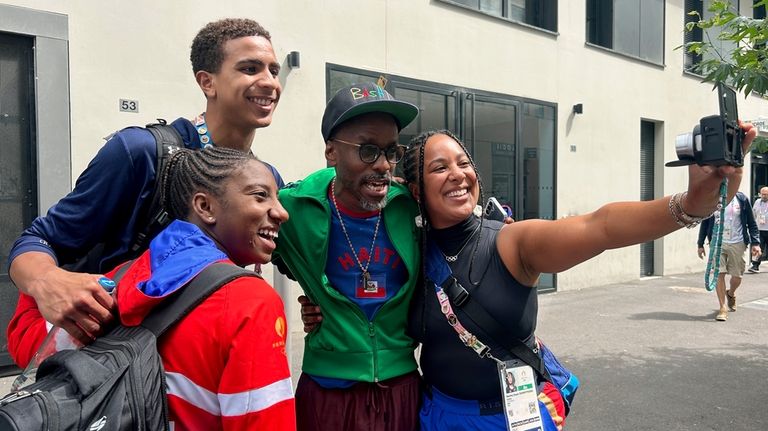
[668,192,709,229]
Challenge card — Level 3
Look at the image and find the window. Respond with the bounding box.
[327,66,557,290]
[755,0,766,18]
[684,0,743,72]
[439,0,557,32]
[586,0,665,64]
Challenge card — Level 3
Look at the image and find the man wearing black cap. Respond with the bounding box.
[273,82,421,431]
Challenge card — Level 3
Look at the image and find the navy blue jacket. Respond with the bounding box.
[697,192,760,247]
[9,118,283,273]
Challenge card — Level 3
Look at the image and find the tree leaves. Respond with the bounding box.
[681,1,768,154]
[683,1,768,97]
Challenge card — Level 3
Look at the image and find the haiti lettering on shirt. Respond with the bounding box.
[325,192,407,321]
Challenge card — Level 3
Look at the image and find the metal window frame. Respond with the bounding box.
[585,0,667,67]
[435,0,559,35]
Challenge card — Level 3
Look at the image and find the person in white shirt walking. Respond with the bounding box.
[750,186,768,273]
[697,192,761,321]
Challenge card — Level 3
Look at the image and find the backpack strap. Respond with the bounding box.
[110,260,134,284]
[130,119,184,254]
[140,263,261,337]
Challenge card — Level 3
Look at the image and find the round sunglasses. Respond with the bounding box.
[331,138,406,164]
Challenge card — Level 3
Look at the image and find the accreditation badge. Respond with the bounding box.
[355,273,386,298]
[723,224,732,239]
[497,360,544,431]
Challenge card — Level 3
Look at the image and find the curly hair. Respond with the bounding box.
[160,147,256,221]
[190,18,271,74]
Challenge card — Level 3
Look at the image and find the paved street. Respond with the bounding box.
[537,270,768,431]
[2,269,766,430]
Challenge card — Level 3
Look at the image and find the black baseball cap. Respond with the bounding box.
[321,82,419,142]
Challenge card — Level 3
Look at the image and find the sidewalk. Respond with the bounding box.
[2,270,766,430]
[536,270,768,431]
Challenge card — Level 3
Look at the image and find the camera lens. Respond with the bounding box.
[675,133,695,159]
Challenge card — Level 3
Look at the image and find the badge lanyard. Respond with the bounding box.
[704,180,728,291]
[192,113,215,149]
[434,284,497,361]
[757,200,767,225]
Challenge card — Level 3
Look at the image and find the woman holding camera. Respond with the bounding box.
[401,126,755,430]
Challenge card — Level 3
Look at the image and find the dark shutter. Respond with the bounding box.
[586,0,614,48]
[684,0,704,70]
[0,32,37,373]
[640,121,655,277]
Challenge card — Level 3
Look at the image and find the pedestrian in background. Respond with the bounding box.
[750,186,768,272]
[697,191,761,322]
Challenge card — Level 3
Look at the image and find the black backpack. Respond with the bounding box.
[62,120,183,274]
[0,262,259,431]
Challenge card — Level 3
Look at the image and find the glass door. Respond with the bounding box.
[463,94,520,213]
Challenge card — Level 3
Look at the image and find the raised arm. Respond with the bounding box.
[498,123,757,286]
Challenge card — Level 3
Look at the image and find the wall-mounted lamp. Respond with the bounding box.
[572,103,583,115]
[287,51,301,69]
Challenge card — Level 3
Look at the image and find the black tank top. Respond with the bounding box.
[408,216,538,400]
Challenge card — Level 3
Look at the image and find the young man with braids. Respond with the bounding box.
[9,147,295,429]
[7,18,283,352]
[272,82,422,430]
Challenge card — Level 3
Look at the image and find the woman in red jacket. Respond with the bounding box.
[8,147,294,430]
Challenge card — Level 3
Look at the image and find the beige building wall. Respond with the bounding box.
[3,0,767,370]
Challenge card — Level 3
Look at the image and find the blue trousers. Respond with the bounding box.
[420,386,560,431]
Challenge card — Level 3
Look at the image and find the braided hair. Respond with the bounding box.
[403,130,487,335]
[160,146,256,220]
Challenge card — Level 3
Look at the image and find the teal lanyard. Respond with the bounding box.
[704,179,728,291]
[192,113,214,149]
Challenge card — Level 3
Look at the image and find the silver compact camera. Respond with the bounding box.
[667,83,744,168]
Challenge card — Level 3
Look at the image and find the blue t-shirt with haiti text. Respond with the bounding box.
[325,192,407,321]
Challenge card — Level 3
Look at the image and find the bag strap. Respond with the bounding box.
[425,239,551,382]
[111,260,133,284]
[442,277,551,382]
[140,263,261,337]
[130,120,183,254]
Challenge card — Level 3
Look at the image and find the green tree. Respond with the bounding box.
[684,0,768,152]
